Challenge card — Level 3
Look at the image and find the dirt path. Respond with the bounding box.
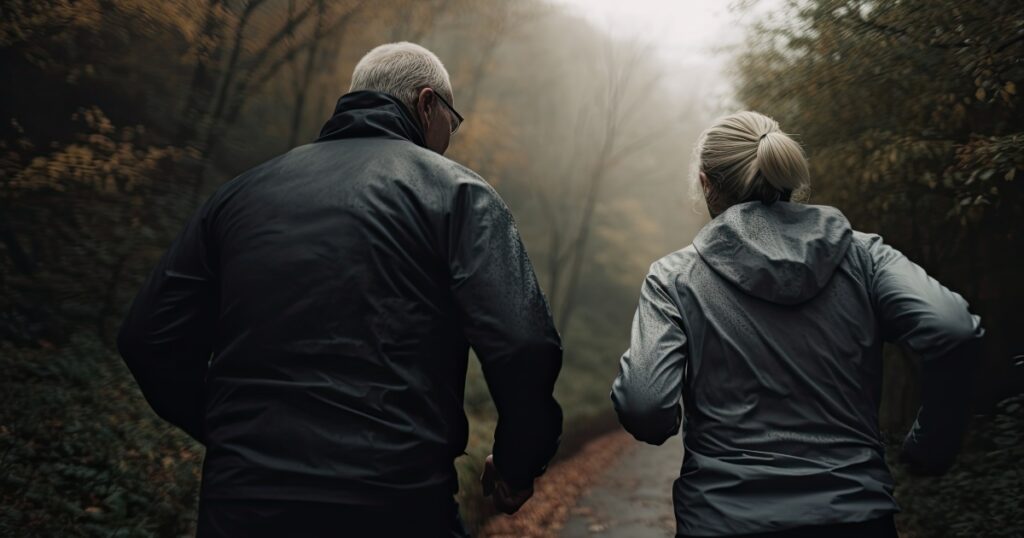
[559,434,681,537]
[479,431,681,537]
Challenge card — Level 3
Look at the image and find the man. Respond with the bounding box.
[118,42,563,537]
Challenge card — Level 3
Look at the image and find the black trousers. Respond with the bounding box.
[679,514,898,538]
[196,497,470,538]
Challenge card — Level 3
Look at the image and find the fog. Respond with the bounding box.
[2,0,1021,535]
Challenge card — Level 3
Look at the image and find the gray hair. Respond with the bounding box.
[349,42,454,114]
[689,111,811,215]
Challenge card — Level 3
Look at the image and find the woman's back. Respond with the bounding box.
[611,111,982,537]
[644,201,893,535]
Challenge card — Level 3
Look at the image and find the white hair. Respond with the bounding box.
[689,111,811,215]
[349,42,453,114]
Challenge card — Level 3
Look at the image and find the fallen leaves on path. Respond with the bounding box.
[480,430,634,538]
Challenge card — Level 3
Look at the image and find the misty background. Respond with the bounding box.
[1,0,1021,536]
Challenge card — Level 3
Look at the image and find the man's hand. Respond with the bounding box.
[481,454,534,514]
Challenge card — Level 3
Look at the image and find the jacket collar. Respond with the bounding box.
[315,91,426,147]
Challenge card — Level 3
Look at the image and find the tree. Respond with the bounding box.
[734,0,1024,423]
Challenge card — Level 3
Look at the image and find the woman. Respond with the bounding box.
[611,111,984,537]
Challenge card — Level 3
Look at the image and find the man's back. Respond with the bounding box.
[203,134,473,503]
[118,91,563,510]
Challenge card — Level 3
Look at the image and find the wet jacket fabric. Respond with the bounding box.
[118,91,563,505]
[611,201,983,536]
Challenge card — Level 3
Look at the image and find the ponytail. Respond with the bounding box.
[690,111,810,215]
[756,130,809,202]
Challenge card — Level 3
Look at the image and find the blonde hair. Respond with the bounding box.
[689,111,810,215]
[349,42,453,114]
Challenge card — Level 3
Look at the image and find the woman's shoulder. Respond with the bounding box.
[647,245,703,284]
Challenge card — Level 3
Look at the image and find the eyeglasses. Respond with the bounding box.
[432,89,464,135]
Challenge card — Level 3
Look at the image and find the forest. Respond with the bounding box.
[1,0,1021,536]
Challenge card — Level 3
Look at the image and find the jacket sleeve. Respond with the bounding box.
[447,178,563,490]
[116,199,219,444]
[610,268,685,445]
[864,234,984,474]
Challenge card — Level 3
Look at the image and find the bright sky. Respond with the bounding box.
[549,0,780,109]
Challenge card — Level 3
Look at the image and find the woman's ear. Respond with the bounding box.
[699,171,719,217]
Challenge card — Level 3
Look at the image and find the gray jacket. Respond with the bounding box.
[611,201,983,536]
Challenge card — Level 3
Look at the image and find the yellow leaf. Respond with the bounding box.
[1006,81,1017,95]
[976,87,987,101]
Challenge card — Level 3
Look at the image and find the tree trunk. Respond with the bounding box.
[288,0,329,148]
[177,0,228,146]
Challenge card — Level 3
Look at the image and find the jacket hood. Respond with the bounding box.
[316,90,426,147]
[692,201,853,305]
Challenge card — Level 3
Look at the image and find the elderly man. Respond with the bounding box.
[117,42,563,537]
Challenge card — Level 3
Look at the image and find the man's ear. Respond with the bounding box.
[415,87,435,130]
[699,171,710,194]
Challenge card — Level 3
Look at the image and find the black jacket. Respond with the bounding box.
[117,91,563,504]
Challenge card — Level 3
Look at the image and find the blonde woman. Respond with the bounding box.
[611,111,984,537]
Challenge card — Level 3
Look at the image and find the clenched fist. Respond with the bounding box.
[480,454,534,514]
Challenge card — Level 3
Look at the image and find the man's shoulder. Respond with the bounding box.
[406,144,488,188]
[334,137,491,191]
[210,139,495,215]
[397,146,506,209]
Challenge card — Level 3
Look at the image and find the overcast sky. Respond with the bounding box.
[548,0,780,111]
